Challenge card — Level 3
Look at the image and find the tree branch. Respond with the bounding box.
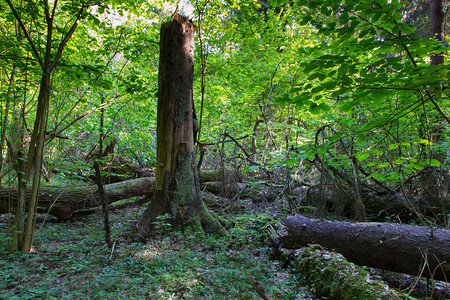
[50,4,86,71]
[4,0,44,68]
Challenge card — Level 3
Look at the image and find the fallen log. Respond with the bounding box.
[71,196,151,220]
[305,185,450,221]
[0,177,155,220]
[0,171,227,221]
[280,215,450,282]
[291,245,403,299]
[371,269,450,299]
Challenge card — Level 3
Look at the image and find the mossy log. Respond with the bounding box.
[0,177,155,220]
[292,245,404,299]
[280,215,450,282]
[0,171,221,221]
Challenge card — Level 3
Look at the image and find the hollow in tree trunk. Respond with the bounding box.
[134,14,226,241]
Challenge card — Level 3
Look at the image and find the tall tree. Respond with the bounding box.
[420,0,448,211]
[4,0,97,252]
[135,13,226,240]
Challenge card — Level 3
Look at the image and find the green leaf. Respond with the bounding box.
[309,102,320,114]
[401,24,415,35]
[368,173,387,181]
[417,139,432,145]
[357,152,370,161]
[285,158,297,166]
[242,165,260,172]
[388,143,399,150]
[377,162,389,168]
[316,146,327,155]
[338,64,349,75]
[429,159,441,167]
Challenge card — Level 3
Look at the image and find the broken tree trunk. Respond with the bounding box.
[134,13,226,241]
[280,215,450,282]
[0,177,155,220]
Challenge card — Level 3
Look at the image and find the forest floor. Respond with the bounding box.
[0,192,318,299]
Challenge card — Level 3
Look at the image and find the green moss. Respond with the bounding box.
[171,150,195,215]
[210,211,234,228]
[293,245,414,300]
[185,218,204,235]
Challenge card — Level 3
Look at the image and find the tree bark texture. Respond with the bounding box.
[135,14,226,240]
[0,177,155,220]
[430,0,445,65]
[280,215,450,282]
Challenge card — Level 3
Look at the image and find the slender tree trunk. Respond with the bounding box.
[22,72,51,251]
[135,13,226,241]
[251,118,263,161]
[418,0,447,217]
[0,64,15,181]
[430,0,445,65]
[5,0,85,252]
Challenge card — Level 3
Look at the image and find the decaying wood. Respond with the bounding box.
[247,273,272,300]
[0,170,225,220]
[71,196,151,219]
[371,269,450,299]
[134,14,227,240]
[280,215,450,282]
[305,184,450,220]
[291,245,402,299]
[0,177,155,220]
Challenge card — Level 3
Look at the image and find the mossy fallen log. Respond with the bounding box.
[0,177,155,220]
[292,245,405,299]
[280,215,450,282]
[0,171,224,221]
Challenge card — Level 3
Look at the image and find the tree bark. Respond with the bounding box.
[280,215,450,282]
[417,0,448,216]
[430,0,445,65]
[0,177,155,220]
[251,118,263,161]
[134,14,226,241]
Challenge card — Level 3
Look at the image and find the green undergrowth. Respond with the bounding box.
[0,206,314,299]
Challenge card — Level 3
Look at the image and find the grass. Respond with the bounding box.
[0,202,315,299]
